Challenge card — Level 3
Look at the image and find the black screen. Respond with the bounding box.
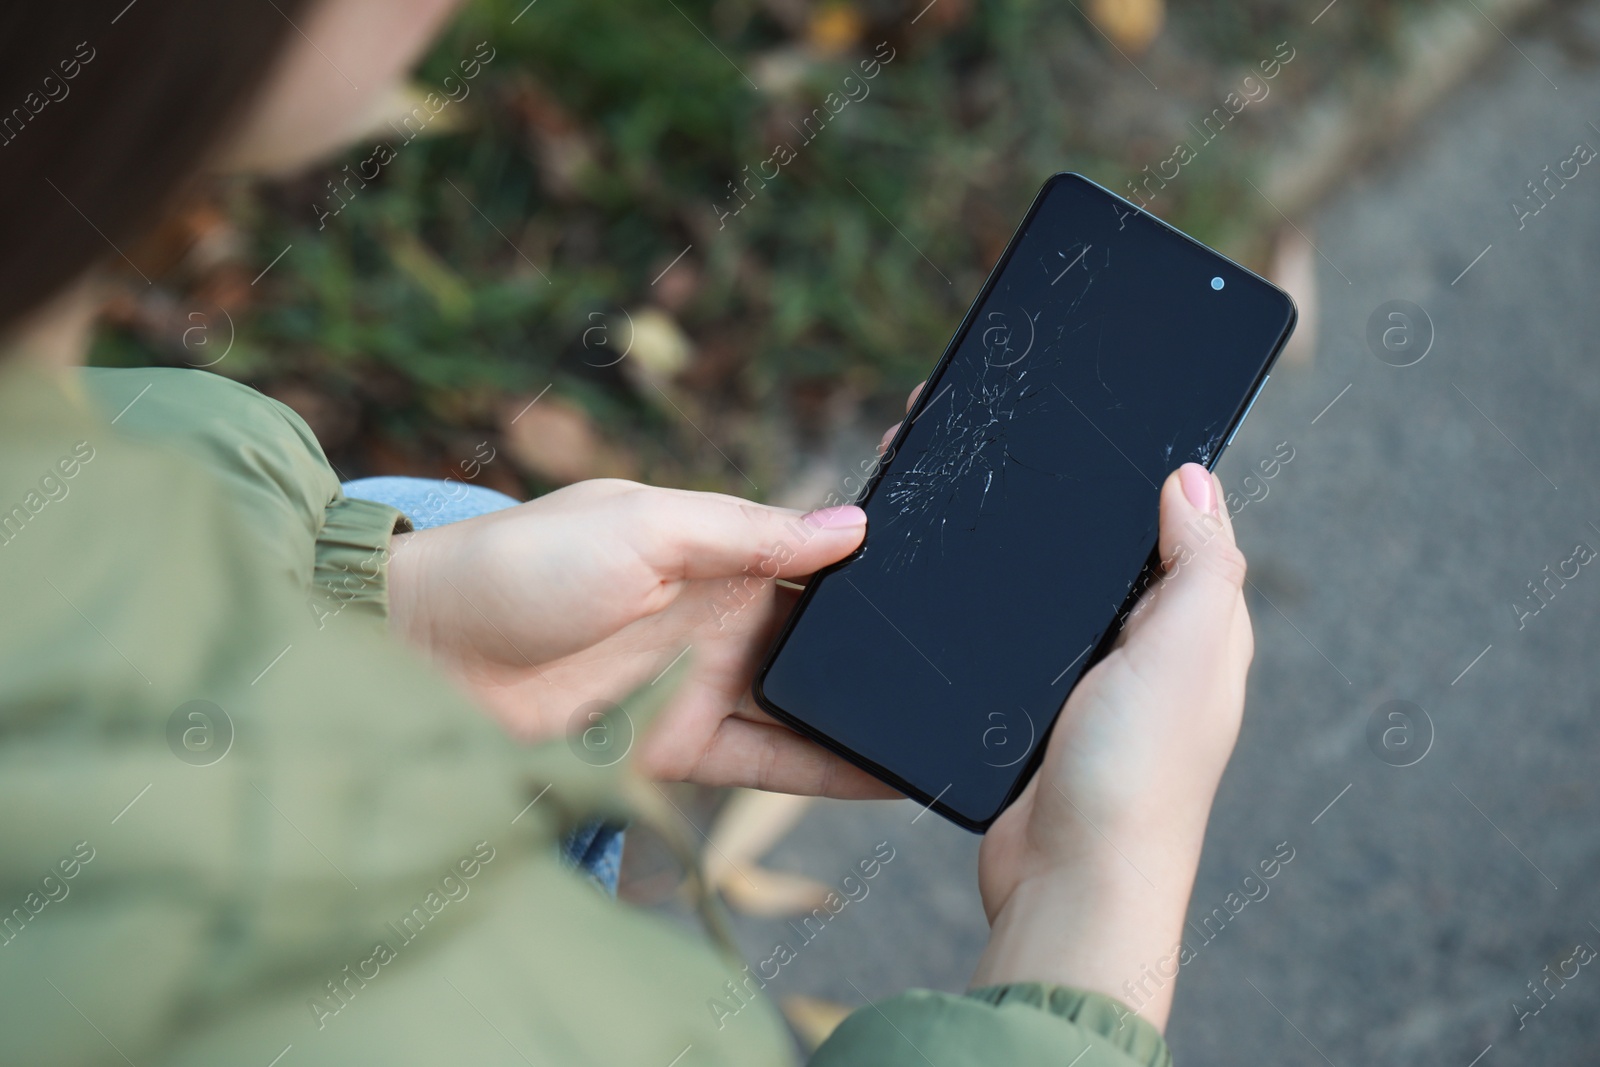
[755,173,1295,829]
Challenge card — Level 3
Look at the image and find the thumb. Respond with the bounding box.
[1158,463,1246,597]
[644,489,868,581]
[1120,463,1250,659]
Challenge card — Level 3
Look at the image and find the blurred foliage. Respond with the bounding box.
[93,0,1433,497]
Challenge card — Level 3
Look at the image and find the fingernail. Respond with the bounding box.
[1179,463,1216,515]
[803,505,867,529]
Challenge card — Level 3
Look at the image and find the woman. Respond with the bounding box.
[0,3,1255,1064]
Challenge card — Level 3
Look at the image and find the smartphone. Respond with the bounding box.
[752,172,1297,832]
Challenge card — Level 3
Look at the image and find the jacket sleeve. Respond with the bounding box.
[309,493,413,622]
[810,983,1170,1067]
[78,366,410,622]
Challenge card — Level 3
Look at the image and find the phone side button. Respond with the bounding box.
[1224,375,1268,450]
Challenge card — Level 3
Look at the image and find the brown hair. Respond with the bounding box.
[0,1,315,334]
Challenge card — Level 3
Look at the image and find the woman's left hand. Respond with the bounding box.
[386,478,897,798]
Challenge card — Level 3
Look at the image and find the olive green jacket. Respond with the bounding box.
[0,363,1170,1066]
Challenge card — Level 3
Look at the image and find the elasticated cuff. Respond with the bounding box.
[965,984,1171,1067]
[310,494,413,623]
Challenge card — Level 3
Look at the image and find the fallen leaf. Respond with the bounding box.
[127,191,243,279]
[362,81,472,141]
[751,47,815,99]
[704,789,830,916]
[782,995,855,1049]
[1088,0,1163,54]
[721,866,836,917]
[806,4,865,56]
[499,394,633,485]
[623,306,694,382]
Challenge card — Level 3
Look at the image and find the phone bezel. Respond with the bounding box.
[751,171,1299,832]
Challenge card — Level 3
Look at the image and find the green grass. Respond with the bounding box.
[93,0,1430,495]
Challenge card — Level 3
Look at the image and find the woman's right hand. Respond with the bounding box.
[968,461,1255,1032]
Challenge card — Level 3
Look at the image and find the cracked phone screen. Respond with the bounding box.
[756,174,1294,830]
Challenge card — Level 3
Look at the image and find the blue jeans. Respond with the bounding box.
[342,476,625,896]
